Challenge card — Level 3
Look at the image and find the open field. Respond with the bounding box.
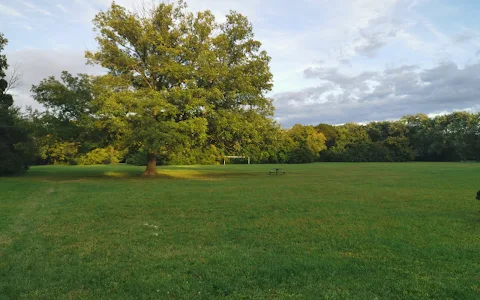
[1,163,479,299]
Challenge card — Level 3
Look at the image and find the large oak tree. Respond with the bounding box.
[86,1,274,175]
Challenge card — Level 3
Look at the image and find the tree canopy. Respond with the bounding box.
[85,1,274,175]
[0,34,34,176]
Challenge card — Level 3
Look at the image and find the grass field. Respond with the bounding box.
[1,163,479,299]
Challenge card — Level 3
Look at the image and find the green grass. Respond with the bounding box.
[1,163,479,299]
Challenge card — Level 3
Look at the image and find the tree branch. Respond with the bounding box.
[5,62,23,93]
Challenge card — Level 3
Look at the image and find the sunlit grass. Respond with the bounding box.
[1,163,479,299]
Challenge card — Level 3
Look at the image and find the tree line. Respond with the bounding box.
[1,1,479,176]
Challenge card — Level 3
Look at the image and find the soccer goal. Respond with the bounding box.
[223,156,251,165]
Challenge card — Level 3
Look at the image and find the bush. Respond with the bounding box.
[0,139,35,176]
[36,139,79,165]
[167,145,222,165]
[77,147,121,165]
[0,110,36,176]
[125,150,148,166]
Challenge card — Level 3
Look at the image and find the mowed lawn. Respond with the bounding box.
[0,163,479,299]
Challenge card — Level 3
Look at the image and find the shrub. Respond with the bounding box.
[77,147,121,165]
[125,150,148,166]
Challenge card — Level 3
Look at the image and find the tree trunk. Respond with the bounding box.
[143,153,157,176]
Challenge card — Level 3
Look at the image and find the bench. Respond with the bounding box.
[269,168,286,175]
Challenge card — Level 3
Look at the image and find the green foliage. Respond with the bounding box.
[287,125,326,163]
[313,113,478,163]
[77,147,122,165]
[85,1,274,173]
[365,121,414,162]
[0,112,36,175]
[37,137,79,165]
[31,71,93,120]
[317,122,416,162]
[126,144,222,166]
[29,72,127,165]
[315,123,339,148]
[166,144,223,165]
[322,123,369,162]
[30,71,95,146]
[403,112,480,161]
[0,33,7,78]
[125,150,148,166]
[0,34,35,176]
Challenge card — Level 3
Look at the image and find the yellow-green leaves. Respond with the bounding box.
[85,1,276,166]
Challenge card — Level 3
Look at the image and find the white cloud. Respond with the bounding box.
[422,19,450,44]
[0,4,24,18]
[20,1,54,17]
[56,4,70,13]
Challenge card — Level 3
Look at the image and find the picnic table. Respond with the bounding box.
[269,168,286,175]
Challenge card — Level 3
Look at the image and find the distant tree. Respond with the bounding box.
[326,123,370,161]
[0,33,35,175]
[30,71,125,164]
[442,112,479,161]
[366,121,414,162]
[402,114,432,160]
[32,71,93,122]
[315,123,339,148]
[30,72,92,164]
[86,1,274,175]
[287,125,326,163]
[402,112,479,162]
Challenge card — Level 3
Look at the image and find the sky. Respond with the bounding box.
[1,0,480,127]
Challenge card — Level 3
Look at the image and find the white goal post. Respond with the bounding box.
[223,156,250,165]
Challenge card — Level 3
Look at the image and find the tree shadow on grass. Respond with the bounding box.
[19,165,263,182]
